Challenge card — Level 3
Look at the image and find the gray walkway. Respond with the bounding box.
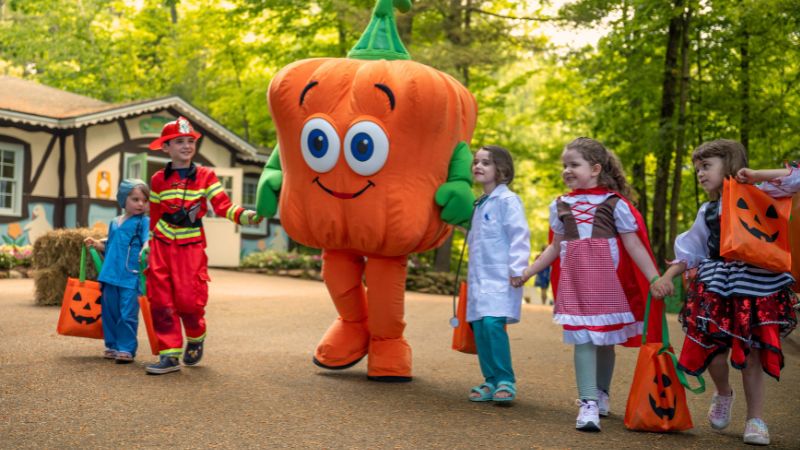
[1,270,798,448]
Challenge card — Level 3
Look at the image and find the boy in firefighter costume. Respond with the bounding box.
[145,116,262,375]
[256,0,476,381]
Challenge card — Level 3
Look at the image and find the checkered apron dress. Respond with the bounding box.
[554,238,631,319]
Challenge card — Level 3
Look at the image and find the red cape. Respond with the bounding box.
[549,189,661,347]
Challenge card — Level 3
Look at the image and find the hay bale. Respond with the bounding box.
[33,267,67,306]
[32,228,105,306]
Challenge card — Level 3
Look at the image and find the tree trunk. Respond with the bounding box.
[161,0,178,24]
[622,1,648,221]
[668,5,692,260]
[652,0,684,264]
[434,0,470,272]
[739,6,750,154]
[692,25,704,209]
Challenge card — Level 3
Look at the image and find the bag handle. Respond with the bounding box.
[450,195,486,328]
[88,247,103,272]
[79,245,88,283]
[642,286,706,394]
[138,251,148,296]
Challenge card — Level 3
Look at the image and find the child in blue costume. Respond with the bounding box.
[85,179,150,363]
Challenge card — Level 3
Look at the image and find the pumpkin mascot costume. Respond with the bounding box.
[256,0,477,381]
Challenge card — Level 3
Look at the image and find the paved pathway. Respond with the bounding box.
[1,270,798,448]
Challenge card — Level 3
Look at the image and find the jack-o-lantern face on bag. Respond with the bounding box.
[737,197,780,242]
[721,178,792,273]
[648,374,677,420]
[69,290,102,325]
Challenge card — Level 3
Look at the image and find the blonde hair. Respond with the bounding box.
[564,137,631,198]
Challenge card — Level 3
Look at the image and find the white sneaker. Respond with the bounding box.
[743,418,770,445]
[576,399,601,432]
[597,390,610,417]
[708,390,735,430]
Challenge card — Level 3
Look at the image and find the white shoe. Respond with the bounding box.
[597,390,610,417]
[743,418,770,445]
[576,399,601,432]
[708,390,735,430]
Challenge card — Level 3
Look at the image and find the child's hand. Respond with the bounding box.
[84,237,98,249]
[510,276,524,288]
[736,168,757,184]
[244,210,263,225]
[650,277,674,299]
[139,245,150,263]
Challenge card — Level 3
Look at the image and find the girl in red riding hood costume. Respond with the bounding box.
[521,137,660,432]
[651,139,799,445]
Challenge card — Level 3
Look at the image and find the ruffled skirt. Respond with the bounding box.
[678,281,798,380]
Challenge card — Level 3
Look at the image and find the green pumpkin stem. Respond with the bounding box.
[348,0,412,61]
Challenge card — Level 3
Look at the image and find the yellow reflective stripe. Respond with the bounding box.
[158,189,205,202]
[225,205,238,221]
[149,192,161,204]
[156,220,202,240]
[186,333,206,343]
[206,182,223,198]
[160,348,182,356]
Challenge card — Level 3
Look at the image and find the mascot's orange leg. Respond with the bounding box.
[313,249,370,369]
[364,254,412,382]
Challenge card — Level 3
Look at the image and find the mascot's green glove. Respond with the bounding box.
[435,141,475,228]
[256,147,283,218]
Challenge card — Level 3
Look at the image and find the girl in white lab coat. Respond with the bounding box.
[467,145,531,403]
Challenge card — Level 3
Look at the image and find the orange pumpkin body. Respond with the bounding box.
[269,58,477,256]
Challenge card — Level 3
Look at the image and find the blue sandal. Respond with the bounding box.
[469,382,495,402]
[492,381,516,403]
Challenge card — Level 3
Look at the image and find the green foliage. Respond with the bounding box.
[2,0,798,270]
[241,250,322,271]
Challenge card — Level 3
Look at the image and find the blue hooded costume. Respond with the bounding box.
[98,178,150,357]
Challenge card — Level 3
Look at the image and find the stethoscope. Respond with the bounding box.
[449,194,488,328]
[124,216,144,274]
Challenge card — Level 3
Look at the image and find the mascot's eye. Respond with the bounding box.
[343,120,389,176]
[766,205,778,219]
[300,117,340,173]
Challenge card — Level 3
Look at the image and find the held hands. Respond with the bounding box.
[510,276,524,288]
[243,210,264,225]
[650,276,674,299]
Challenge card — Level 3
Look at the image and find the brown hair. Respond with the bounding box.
[479,145,515,186]
[131,183,150,200]
[691,139,748,200]
[564,137,631,198]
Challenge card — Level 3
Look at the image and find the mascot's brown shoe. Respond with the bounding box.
[366,337,412,382]
[313,318,369,369]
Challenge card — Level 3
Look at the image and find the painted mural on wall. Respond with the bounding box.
[87,204,119,235]
[96,170,112,199]
[241,224,289,257]
[1,202,54,246]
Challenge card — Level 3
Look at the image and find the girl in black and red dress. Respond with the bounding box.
[652,139,799,446]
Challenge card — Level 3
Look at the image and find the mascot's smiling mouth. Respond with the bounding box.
[313,177,375,199]
[738,218,779,243]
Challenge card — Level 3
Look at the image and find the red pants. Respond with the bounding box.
[147,238,210,356]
